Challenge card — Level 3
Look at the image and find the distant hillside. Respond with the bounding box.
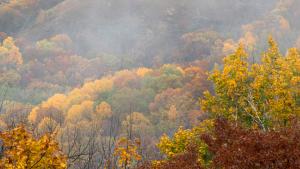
[1,0,279,62]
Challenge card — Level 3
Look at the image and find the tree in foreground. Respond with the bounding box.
[202,118,300,168]
[202,37,300,130]
[145,38,300,168]
[0,126,67,169]
[138,117,300,169]
[114,137,142,169]
[136,144,202,169]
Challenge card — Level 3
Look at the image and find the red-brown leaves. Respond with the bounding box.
[136,145,202,169]
[202,118,300,169]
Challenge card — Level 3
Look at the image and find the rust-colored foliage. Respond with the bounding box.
[202,118,300,169]
[136,145,202,169]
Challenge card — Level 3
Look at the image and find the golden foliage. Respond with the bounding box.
[81,78,113,98]
[122,112,151,134]
[0,126,67,169]
[66,100,94,123]
[157,119,214,167]
[0,37,23,65]
[29,78,113,124]
[38,117,59,134]
[42,94,68,111]
[28,107,39,124]
[95,101,112,119]
[114,137,141,168]
[202,37,300,129]
[136,67,153,77]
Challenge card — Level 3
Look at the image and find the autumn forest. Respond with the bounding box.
[0,0,299,168]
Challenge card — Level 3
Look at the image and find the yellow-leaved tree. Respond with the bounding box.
[0,37,23,66]
[95,101,113,119]
[201,37,300,130]
[156,37,300,168]
[114,137,141,169]
[157,119,214,167]
[0,36,23,84]
[0,126,67,169]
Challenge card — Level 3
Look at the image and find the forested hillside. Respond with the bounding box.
[0,0,299,168]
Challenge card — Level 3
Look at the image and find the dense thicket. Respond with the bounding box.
[0,0,299,104]
[140,40,300,168]
[137,117,300,169]
[0,0,299,169]
[202,118,300,169]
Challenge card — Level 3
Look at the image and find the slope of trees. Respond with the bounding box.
[143,39,300,168]
[8,37,296,169]
[0,0,299,106]
[0,36,299,169]
[0,1,299,168]
[21,63,209,168]
[3,0,297,68]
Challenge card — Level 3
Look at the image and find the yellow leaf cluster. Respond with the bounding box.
[0,126,67,169]
[28,78,113,125]
[201,37,300,129]
[0,37,23,65]
[157,119,214,166]
[136,67,153,77]
[95,101,113,119]
[114,137,141,168]
[66,100,94,123]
